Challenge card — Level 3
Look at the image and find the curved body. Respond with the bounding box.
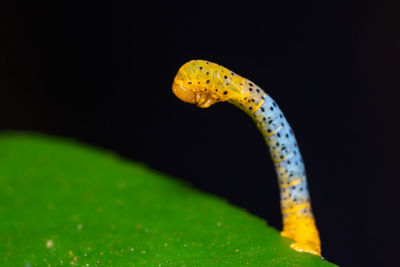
[172,60,321,256]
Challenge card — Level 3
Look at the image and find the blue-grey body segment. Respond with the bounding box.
[235,92,312,217]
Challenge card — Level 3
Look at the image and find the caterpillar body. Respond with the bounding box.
[172,60,321,256]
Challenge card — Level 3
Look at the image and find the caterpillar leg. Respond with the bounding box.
[281,211,321,256]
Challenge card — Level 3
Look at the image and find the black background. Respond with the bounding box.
[1,1,399,266]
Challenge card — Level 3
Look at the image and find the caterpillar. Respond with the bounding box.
[172,60,321,256]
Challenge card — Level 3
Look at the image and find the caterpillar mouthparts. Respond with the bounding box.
[196,94,216,108]
[172,81,217,108]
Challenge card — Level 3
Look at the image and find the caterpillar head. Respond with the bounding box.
[172,60,231,108]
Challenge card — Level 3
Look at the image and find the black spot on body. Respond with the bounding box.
[223,91,228,95]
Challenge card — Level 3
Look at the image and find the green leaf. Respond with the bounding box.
[0,132,336,266]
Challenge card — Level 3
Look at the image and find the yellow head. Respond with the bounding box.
[172,60,241,108]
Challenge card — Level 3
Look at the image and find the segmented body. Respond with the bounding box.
[172,60,321,256]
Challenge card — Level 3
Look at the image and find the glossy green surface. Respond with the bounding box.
[0,132,336,266]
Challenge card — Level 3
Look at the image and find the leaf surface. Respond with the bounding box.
[0,132,336,266]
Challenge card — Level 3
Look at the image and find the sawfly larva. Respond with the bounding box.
[172,59,321,256]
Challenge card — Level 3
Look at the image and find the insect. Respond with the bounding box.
[172,60,321,256]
